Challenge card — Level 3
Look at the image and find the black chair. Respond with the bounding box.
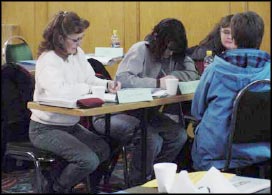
[2,36,33,63]
[88,58,112,80]
[1,63,92,193]
[223,79,270,178]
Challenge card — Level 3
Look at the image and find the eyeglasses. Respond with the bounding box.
[221,29,231,35]
[66,35,84,44]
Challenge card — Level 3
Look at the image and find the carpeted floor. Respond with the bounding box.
[1,155,129,193]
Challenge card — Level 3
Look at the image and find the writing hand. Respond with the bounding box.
[108,80,121,93]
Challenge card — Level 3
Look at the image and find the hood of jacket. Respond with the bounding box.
[205,49,270,92]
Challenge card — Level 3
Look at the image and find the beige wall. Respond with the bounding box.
[2,1,270,76]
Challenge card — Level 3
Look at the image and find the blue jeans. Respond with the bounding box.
[93,113,141,143]
[92,112,187,186]
[129,113,187,186]
[29,120,110,191]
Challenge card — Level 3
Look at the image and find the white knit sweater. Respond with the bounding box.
[31,47,109,126]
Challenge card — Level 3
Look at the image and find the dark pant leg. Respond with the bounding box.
[128,113,187,186]
[29,120,110,191]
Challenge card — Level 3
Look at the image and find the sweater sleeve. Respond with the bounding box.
[115,42,157,88]
[171,56,200,81]
[35,49,108,100]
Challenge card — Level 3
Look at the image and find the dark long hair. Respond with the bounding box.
[38,11,89,59]
[145,18,188,62]
[199,14,233,55]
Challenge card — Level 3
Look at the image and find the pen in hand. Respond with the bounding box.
[161,69,167,77]
[113,80,118,89]
[108,80,121,93]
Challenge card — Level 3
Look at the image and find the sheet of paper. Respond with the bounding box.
[169,171,199,193]
[117,88,153,104]
[230,175,270,193]
[179,80,200,94]
[151,88,168,97]
[195,167,239,193]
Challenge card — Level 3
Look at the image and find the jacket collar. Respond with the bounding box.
[219,49,270,68]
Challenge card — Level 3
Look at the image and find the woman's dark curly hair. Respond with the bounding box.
[199,14,233,56]
[145,18,188,62]
[38,11,89,58]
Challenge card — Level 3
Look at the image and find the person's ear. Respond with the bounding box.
[59,35,65,44]
[58,35,66,49]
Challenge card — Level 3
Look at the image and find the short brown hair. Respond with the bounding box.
[231,11,264,49]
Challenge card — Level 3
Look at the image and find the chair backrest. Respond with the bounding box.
[1,62,35,124]
[3,36,33,64]
[224,79,270,169]
[1,62,35,163]
[88,58,112,80]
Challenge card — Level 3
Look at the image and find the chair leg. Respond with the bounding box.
[122,146,130,188]
[33,160,43,193]
[86,175,92,193]
[103,154,120,185]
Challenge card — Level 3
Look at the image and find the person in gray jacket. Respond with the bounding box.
[114,18,200,186]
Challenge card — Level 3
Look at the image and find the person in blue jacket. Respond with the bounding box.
[191,11,270,171]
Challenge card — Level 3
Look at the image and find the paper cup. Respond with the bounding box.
[165,78,179,96]
[153,162,177,193]
[92,86,105,99]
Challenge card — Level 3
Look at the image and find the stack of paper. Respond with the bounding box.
[37,97,77,108]
[36,93,117,108]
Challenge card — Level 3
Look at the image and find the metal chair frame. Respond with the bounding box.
[223,79,270,176]
[2,35,33,63]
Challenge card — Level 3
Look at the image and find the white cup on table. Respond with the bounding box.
[91,86,106,99]
[153,162,177,193]
[165,78,179,96]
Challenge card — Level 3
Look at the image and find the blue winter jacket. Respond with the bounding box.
[191,49,271,171]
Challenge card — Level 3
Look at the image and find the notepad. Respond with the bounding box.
[179,80,200,94]
[117,88,153,103]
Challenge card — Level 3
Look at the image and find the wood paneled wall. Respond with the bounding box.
[2,1,270,63]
